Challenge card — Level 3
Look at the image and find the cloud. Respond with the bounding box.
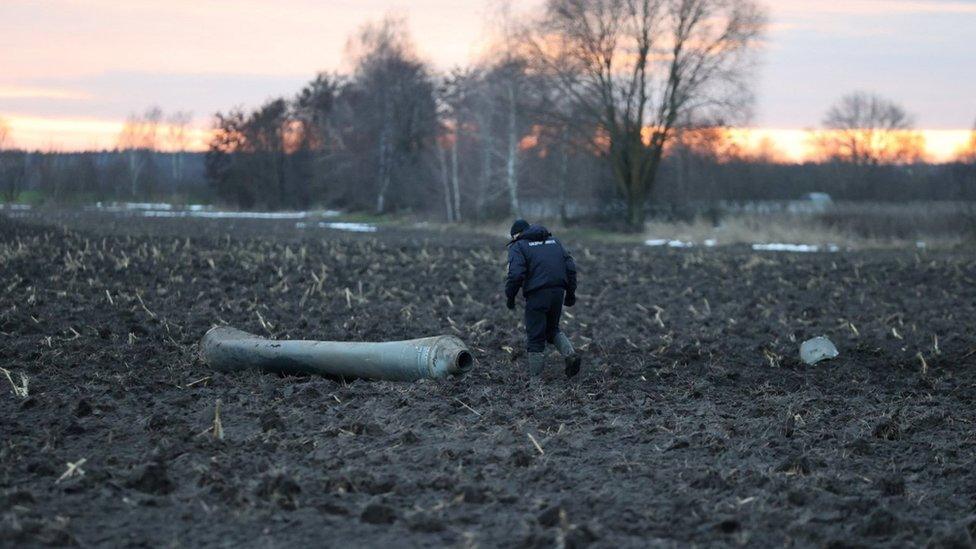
[0,85,92,100]
[775,0,976,15]
[1,71,311,122]
[0,0,491,81]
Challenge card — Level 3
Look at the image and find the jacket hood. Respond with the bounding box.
[518,224,551,242]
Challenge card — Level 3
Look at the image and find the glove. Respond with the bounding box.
[564,292,576,307]
[506,296,516,310]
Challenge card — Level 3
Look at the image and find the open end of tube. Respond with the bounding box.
[455,350,474,374]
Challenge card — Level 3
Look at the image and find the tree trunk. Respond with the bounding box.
[558,129,569,223]
[128,150,142,198]
[375,123,392,214]
[625,183,646,232]
[622,145,651,233]
[451,132,461,222]
[276,150,287,210]
[505,86,519,217]
[476,123,492,220]
[438,144,454,222]
[376,172,389,214]
[171,150,184,196]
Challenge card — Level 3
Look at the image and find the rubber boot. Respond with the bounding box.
[527,352,546,377]
[554,332,581,378]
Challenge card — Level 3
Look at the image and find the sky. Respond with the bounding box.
[1,0,974,160]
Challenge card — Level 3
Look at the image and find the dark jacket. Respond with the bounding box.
[506,225,577,299]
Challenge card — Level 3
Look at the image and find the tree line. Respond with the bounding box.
[198,3,976,230]
[2,1,976,231]
[0,107,199,204]
[205,2,770,230]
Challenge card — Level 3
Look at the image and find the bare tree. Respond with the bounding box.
[118,107,163,197]
[0,117,9,151]
[522,0,766,230]
[293,73,342,205]
[471,81,495,219]
[351,18,400,214]
[167,111,193,185]
[435,135,455,222]
[0,117,27,203]
[466,64,517,219]
[496,3,523,218]
[206,108,252,207]
[957,119,976,164]
[814,92,925,165]
[346,17,438,214]
[438,69,473,222]
[207,98,300,209]
[500,61,524,217]
[465,59,536,218]
[465,3,548,218]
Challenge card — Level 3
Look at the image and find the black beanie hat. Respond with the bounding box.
[510,219,529,237]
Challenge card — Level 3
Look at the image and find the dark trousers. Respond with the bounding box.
[524,288,564,353]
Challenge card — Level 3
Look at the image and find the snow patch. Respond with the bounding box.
[142,210,309,219]
[296,221,377,232]
[752,243,840,253]
[90,202,344,221]
[645,239,695,248]
[127,202,174,210]
[94,202,178,211]
[319,222,377,233]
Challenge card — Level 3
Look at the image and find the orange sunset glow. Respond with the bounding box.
[725,129,973,164]
[5,117,972,164]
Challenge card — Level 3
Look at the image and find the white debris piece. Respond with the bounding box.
[645,239,695,248]
[800,336,839,365]
[92,202,177,211]
[753,243,822,253]
[202,211,308,219]
[125,202,174,210]
[142,210,309,219]
[319,222,377,233]
[89,202,351,221]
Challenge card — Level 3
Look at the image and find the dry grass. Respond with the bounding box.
[1,367,29,398]
[442,203,973,250]
[451,215,965,250]
[641,214,967,250]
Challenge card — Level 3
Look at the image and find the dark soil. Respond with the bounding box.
[2,212,976,547]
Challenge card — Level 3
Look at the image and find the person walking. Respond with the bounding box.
[505,219,581,378]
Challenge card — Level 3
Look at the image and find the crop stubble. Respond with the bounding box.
[1,213,976,547]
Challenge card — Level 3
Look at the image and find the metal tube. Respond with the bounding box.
[200,326,474,381]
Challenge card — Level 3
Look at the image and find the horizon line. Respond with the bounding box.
[2,114,973,163]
